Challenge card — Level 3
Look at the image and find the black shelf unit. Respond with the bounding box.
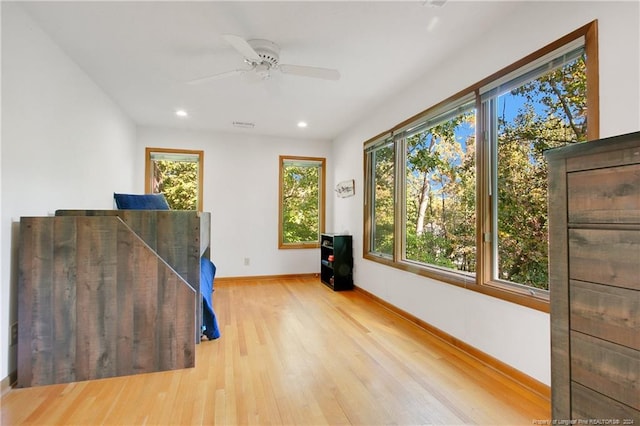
[320,233,353,291]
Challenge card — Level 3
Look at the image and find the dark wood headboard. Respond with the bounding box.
[17,210,211,388]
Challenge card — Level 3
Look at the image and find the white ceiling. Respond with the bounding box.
[18,1,518,141]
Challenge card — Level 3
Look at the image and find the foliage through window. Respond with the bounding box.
[366,140,395,257]
[363,22,597,310]
[145,148,203,211]
[404,102,476,273]
[488,50,588,291]
[279,156,326,248]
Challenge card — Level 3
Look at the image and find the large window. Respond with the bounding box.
[365,138,395,258]
[145,147,203,211]
[279,156,326,249]
[403,100,476,274]
[484,45,588,293]
[363,22,598,310]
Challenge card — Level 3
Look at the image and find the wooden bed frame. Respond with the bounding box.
[17,210,211,388]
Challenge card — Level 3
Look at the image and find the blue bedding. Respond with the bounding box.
[200,257,221,340]
[113,192,171,210]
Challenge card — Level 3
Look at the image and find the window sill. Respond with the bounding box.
[363,254,550,313]
[279,242,321,250]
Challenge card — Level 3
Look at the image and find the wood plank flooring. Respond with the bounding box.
[1,276,550,425]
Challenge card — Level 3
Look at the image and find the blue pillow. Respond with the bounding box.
[113,193,170,210]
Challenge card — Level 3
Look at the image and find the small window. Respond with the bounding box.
[279,156,326,249]
[145,148,203,211]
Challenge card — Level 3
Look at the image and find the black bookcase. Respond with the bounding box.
[320,233,353,291]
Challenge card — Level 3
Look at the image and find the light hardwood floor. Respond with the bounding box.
[1,276,550,425]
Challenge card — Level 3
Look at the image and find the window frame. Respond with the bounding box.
[278,155,326,249]
[144,147,204,211]
[363,21,598,312]
[364,136,396,260]
[399,97,477,277]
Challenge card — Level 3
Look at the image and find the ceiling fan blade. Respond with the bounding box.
[279,64,340,81]
[222,34,262,63]
[187,68,249,84]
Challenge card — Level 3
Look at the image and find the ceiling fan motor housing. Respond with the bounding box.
[248,39,281,68]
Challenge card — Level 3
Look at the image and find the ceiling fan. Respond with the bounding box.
[188,35,340,84]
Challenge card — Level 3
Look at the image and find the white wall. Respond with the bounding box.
[0,3,137,380]
[332,1,640,386]
[136,126,333,278]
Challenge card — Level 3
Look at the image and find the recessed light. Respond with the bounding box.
[175,109,188,117]
[297,121,308,128]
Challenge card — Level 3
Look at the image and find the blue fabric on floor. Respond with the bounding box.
[200,257,221,339]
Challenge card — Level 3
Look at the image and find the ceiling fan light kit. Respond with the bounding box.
[188,34,341,84]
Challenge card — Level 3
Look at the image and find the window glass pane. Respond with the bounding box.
[149,150,201,210]
[281,160,322,244]
[404,106,476,272]
[370,142,395,256]
[494,53,587,290]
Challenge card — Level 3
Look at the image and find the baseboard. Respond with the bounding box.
[353,285,551,401]
[1,370,17,396]
[215,273,318,283]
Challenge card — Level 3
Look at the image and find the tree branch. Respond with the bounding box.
[548,80,582,140]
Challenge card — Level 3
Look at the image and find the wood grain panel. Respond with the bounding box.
[79,217,118,381]
[17,219,35,388]
[18,216,196,388]
[568,164,640,224]
[571,332,640,410]
[132,238,159,374]
[157,266,177,370]
[566,142,640,172]
[157,212,186,282]
[185,212,201,292]
[175,281,195,368]
[56,210,210,344]
[122,210,157,250]
[571,382,640,423]
[547,155,572,420]
[18,218,53,387]
[55,210,209,290]
[569,229,640,290]
[570,280,639,350]
[52,218,77,384]
[116,223,134,377]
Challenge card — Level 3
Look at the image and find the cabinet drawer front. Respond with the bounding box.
[569,229,640,290]
[571,332,640,410]
[568,164,640,224]
[570,280,640,350]
[566,143,640,172]
[571,382,640,422]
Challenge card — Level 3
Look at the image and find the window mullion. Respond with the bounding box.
[394,133,405,263]
[477,98,492,287]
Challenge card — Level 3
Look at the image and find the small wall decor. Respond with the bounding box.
[335,179,355,198]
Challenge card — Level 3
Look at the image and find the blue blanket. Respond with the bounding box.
[200,257,221,340]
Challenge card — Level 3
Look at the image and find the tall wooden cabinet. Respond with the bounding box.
[320,234,353,291]
[545,131,639,422]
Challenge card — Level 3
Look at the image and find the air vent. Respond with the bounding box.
[233,121,255,129]
[423,0,447,6]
